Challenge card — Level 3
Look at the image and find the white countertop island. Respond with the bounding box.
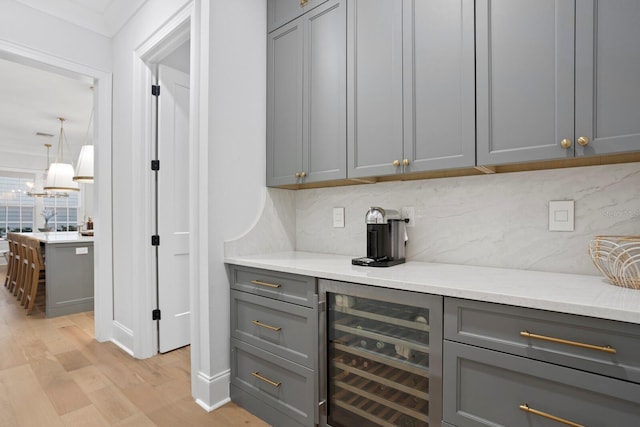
[225,251,640,325]
[25,231,94,244]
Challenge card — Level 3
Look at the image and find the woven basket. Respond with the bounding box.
[588,236,640,290]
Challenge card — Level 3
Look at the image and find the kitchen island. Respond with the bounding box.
[20,232,94,318]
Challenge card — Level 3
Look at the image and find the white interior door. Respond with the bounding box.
[157,63,190,353]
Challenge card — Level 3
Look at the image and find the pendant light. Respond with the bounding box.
[73,108,94,183]
[44,117,79,192]
[28,143,69,198]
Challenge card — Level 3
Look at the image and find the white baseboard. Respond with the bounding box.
[111,321,134,356]
[192,369,231,411]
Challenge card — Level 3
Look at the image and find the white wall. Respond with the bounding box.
[0,0,111,72]
[197,0,267,408]
[110,0,191,353]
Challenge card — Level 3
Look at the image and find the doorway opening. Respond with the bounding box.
[0,42,113,342]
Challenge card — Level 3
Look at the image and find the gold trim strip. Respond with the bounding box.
[520,331,616,354]
[251,371,281,388]
[519,404,585,427]
[252,320,282,332]
[250,279,281,289]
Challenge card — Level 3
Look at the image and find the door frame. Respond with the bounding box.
[131,3,197,358]
[0,39,114,343]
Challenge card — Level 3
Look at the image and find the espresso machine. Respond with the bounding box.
[352,207,408,267]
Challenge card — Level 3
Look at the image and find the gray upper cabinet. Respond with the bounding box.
[348,0,475,179]
[476,0,576,166]
[267,0,346,187]
[477,0,640,166]
[403,0,476,173]
[267,0,329,33]
[575,1,640,156]
[347,0,404,178]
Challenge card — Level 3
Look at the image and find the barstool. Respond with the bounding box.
[9,235,23,295]
[14,237,30,300]
[3,236,14,288]
[25,239,45,315]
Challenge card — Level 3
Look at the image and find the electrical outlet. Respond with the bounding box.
[333,207,345,228]
[401,207,415,228]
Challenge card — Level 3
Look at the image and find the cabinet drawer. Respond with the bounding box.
[444,297,640,383]
[443,341,640,427]
[230,266,317,307]
[268,0,329,32]
[231,290,317,368]
[231,338,316,427]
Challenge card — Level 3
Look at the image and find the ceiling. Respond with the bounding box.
[13,0,147,37]
[0,57,94,168]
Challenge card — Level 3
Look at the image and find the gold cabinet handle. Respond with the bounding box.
[300,171,307,178]
[393,160,400,167]
[250,279,281,289]
[577,136,590,146]
[252,371,281,388]
[519,404,585,427]
[520,331,616,354]
[252,320,282,332]
[403,159,410,166]
[300,0,308,6]
[295,172,301,178]
[560,138,572,149]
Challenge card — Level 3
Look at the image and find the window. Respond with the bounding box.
[0,173,81,235]
[43,194,80,231]
[0,175,35,236]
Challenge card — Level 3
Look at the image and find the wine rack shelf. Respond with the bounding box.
[328,292,435,427]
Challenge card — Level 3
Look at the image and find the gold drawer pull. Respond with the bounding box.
[250,279,281,289]
[251,371,281,388]
[519,404,585,427]
[252,320,282,332]
[520,331,616,354]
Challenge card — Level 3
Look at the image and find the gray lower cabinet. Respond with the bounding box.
[268,0,329,33]
[45,241,94,318]
[229,265,318,427]
[267,0,346,186]
[477,0,640,166]
[443,341,640,427]
[443,297,640,426]
[348,0,475,179]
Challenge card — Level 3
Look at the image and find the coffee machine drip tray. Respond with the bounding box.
[352,256,406,267]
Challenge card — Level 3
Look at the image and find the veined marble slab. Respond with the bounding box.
[225,251,640,325]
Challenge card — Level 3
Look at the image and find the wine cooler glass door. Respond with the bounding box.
[319,280,442,427]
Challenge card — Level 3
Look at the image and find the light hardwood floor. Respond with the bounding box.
[0,265,270,427]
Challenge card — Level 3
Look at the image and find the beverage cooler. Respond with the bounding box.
[319,280,443,427]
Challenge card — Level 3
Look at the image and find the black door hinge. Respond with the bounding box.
[152,85,160,96]
[152,309,161,320]
[151,160,160,171]
[151,235,160,246]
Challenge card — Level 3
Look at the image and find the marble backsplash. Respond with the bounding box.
[225,162,639,276]
[295,162,640,275]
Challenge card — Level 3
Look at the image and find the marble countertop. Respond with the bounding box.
[224,251,640,325]
[18,232,94,244]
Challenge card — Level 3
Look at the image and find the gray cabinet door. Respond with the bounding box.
[268,0,329,33]
[267,19,304,186]
[476,0,576,166]
[403,0,476,173]
[302,0,346,183]
[347,0,404,178]
[575,1,640,156]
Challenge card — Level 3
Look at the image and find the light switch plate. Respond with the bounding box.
[549,200,574,231]
[333,207,345,228]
